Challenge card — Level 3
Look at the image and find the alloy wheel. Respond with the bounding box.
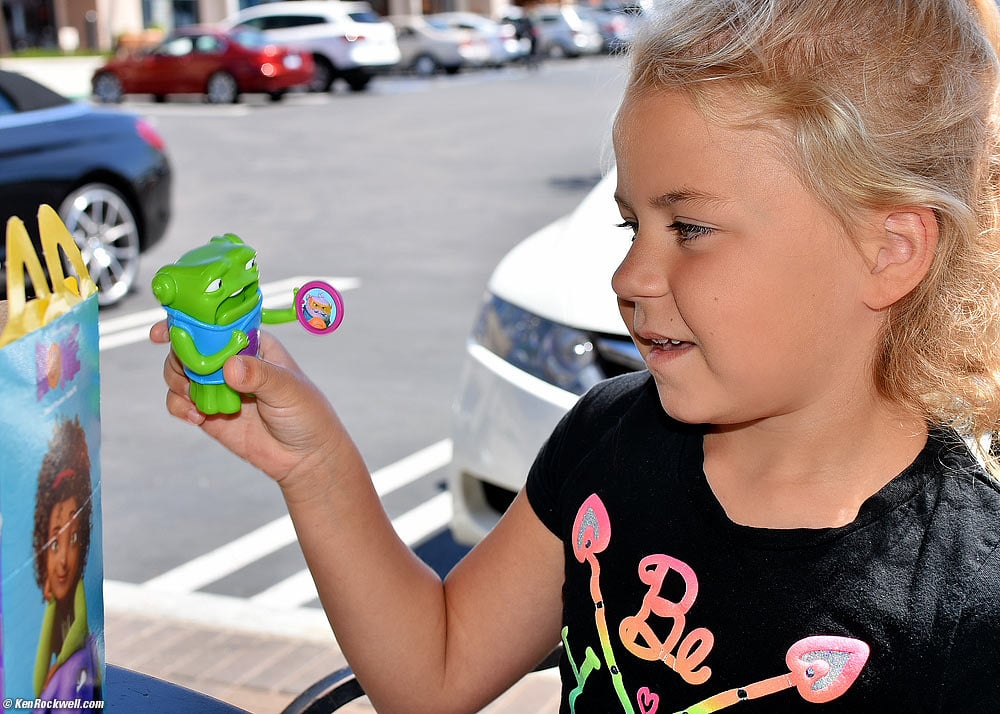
[59,183,141,307]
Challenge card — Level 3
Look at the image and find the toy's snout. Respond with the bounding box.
[151,272,177,307]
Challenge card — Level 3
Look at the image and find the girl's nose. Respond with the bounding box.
[612,234,671,301]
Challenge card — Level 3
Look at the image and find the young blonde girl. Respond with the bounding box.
[154,1,1000,711]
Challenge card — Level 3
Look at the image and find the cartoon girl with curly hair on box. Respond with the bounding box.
[31,416,100,709]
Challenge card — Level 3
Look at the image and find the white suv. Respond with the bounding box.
[224,1,401,92]
[448,170,645,545]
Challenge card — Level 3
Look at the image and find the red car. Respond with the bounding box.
[92,27,314,104]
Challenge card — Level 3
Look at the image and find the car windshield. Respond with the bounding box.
[0,71,70,113]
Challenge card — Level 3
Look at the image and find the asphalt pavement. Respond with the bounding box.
[1,54,563,713]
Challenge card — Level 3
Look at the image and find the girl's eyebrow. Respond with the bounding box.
[650,188,729,209]
[613,189,730,211]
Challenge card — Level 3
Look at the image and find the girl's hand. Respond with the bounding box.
[150,320,347,491]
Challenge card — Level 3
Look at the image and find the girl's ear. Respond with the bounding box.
[862,208,938,310]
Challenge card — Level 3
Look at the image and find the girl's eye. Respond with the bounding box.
[669,220,714,243]
[205,278,223,293]
[615,220,639,240]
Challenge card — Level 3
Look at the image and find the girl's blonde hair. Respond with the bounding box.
[627,0,1000,470]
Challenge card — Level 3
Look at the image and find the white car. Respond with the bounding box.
[388,15,491,76]
[223,1,400,92]
[448,169,644,545]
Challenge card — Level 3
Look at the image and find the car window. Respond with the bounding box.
[235,17,264,29]
[194,35,225,53]
[0,90,16,116]
[0,71,69,112]
[347,11,381,23]
[155,36,195,56]
[253,14,329,29]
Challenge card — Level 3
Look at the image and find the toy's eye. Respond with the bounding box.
[206,278,223,293]
[246,257,257,271]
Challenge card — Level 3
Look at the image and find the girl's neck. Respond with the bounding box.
[702,402,928,529]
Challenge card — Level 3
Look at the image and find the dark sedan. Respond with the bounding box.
[0,70,172,306]
[92,27,313,104]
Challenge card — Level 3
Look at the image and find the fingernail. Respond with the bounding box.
[229,357,247,384]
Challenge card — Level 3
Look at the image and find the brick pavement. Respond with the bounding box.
[105,608,561,713]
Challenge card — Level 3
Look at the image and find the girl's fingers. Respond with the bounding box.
[149,320,170,344]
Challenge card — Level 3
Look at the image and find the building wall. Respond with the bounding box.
[2,0,520,53]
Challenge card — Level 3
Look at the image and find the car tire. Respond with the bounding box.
[309,56,335,92]
[343,70,371,92]
[59,183,142,308]
[92,72,123,104]
[413,54,438,77]
[206,71,240,104]
[268,89,287,102]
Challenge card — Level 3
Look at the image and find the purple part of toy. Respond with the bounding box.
[243,328,260,357]
[34,639,99,713]
[296,281,345,335]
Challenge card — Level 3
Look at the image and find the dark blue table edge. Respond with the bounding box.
[106,664,251,713]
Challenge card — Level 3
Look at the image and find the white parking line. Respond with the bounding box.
[105,440,454,638]
[140,439,453,595]
[103,579,337,644]
[98,276,361,351]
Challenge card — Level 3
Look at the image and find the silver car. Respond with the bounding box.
[426,12,521,67]
[529,4,603,58]
[388,15,491,76]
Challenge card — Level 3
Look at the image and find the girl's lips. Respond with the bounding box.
[649,338,691,350]
[639,334,695,364]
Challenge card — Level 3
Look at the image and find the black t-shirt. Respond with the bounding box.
[526,371,1000,713]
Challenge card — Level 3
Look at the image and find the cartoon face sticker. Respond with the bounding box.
[296,281,345,335]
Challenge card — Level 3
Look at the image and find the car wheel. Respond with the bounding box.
[268,89,287,102]
[92,72,123,103]
[59,183,142,308]
[206,71,240,104]
[343,70,372,92]
[413,54,438,77]
[309,56,335,92]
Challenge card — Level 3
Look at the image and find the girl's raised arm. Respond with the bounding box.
[152,323,565,713]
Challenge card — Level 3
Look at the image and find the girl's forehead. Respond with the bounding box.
[613,89,799,184]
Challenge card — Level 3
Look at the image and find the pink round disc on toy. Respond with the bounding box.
[296,281,344,335]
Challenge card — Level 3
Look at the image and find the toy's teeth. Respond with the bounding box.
[230,287,244,298]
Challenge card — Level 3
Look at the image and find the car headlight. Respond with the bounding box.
[472,293,606,395]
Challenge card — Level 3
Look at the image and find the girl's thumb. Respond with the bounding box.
[224,355,295,406]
